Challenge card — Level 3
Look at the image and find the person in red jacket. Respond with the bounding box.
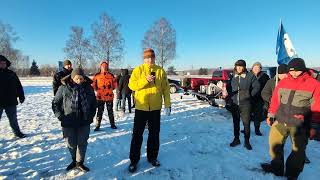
[92,61,117,130]
[261,58,320,179]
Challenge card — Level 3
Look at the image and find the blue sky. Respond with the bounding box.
[1,0,320,70]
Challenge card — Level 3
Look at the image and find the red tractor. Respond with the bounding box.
[181,69,233,107]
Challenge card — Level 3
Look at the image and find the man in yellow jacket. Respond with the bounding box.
[128,48,171,173]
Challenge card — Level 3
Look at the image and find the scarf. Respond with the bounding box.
[71,84,89,119]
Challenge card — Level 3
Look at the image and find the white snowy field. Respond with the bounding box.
[0,80,319,180]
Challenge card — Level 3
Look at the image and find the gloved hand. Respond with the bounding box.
[19,96,25,104]
[266,117,276,127]
[165,107,171,116]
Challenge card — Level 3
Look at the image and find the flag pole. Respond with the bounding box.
[275,18,282,86]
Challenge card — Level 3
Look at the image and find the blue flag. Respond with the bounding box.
[276,21,297,65]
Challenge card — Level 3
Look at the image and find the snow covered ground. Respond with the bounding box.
[0,79,319,180]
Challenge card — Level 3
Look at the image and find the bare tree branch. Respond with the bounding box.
[64,26,92,68]
[91,13,124,68]
[142,17,176,68]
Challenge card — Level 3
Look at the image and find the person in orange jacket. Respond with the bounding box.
[92,61,117,130]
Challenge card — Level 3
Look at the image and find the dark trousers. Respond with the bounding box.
[62,125,90,162]
[129,110,161,164]
[121,93,132,113]
[0,106,21,135]
[251,100,266,130]
[96,100,115,126]
[231,105,251,139]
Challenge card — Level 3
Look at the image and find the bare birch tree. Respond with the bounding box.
[142,17,176,68]
[91,13,124,68]
[64,26,91,68]
[0,21,20,69]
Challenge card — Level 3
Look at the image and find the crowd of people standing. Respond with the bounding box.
[1,50,319,179]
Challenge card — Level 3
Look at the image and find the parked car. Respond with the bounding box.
[168,79,181,94]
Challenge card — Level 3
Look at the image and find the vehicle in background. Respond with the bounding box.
[168,79,182,94]
[180,69,233,107]
[180,66,276,107]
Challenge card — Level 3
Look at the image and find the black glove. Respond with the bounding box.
[19,96,25,104]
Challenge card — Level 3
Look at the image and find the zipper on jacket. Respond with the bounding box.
[238,76,240,106]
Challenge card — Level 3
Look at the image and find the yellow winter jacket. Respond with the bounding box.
[129,63,171,111]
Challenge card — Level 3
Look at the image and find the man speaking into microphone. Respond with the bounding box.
[127,48,171,173]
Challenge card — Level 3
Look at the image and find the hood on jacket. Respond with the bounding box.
[61,75,93,86]
[121,69,129,76]
[0,55,11,68]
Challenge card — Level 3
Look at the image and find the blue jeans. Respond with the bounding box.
[0,106,21,135]
[121,93,132,113]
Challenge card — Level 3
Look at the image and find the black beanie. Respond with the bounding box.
[0,55,11,67]
[288,58,307,71]
[235,59,246,67]
[278,64,289,74]
[71,68,85,79]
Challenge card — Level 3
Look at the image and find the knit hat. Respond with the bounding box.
[278,64,289,74]
[288,58,307,71]
[100,60,109,67]
[143,48,155,59]
[71,68,85,79]
[234,59,246,67]
[63,60,72,66]
[252,62,262,69]
[0,55,11,67]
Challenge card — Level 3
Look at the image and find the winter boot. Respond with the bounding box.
[244,138,252,150]
[230,138,241,147]
[305,156,311,164]
[286,176,298,180]
[261,163,284,176]
[66,160,76,171]
[94,117,102,131]
[255,126,263,136]
[261,163,273,173]
[109,114,117,129]
[148,159,161,167]
[128,163,137,173]
[15,131,26,138]
[76,162,90,172]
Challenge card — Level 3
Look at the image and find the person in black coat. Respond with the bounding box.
[227,59,260,150]
[118,69,132,113]
[52,68,96,172]
[52,60,73,95]
[250,62,270,136]
[261,64,289,111]
[115,73,122,111]
[0,55,26,138]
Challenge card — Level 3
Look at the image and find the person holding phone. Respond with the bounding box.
[127,48,171,173]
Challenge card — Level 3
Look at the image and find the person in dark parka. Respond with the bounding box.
[250,62,270,136]
[227,59,260,150]
[52,60,73,95]
[118,69,132,113]
[0,55,26,138]
[52,68,96,172]
[115,73,122,111]
[261,64,289,111]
